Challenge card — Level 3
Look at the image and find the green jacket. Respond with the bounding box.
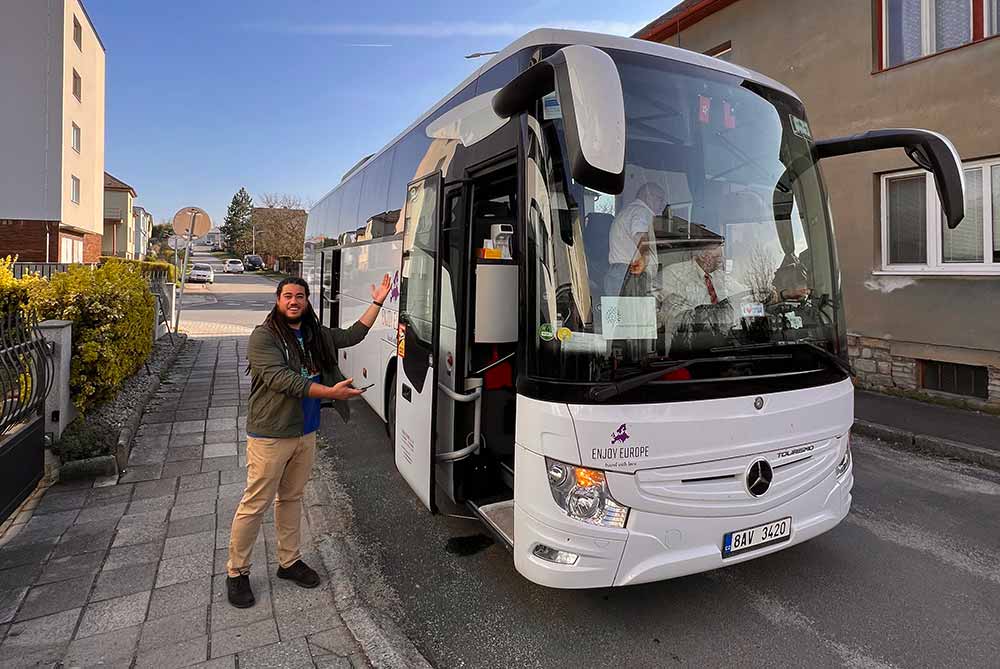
[246,321,370,438]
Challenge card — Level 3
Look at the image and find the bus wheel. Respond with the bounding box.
[386,376,396,447]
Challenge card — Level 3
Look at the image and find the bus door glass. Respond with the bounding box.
[321,249,339,328]
[395,173,443,511]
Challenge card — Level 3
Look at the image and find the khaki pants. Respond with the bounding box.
[226,433,316,577]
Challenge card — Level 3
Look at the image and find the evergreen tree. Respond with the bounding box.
[221,187,254,255]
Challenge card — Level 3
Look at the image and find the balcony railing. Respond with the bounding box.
[104,207,124,220]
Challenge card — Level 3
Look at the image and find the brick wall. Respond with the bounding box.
[848,334,1000,408]
[0,219,60,262]
[83,232,102,263]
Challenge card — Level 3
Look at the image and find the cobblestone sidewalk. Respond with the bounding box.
[0,337,367,669]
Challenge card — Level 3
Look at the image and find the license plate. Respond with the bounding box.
[722,517,791,557]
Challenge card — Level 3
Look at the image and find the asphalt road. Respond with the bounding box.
[317,401,1000,669]
[175,247,275,335]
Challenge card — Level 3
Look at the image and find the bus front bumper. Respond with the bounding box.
[513,448,852,589]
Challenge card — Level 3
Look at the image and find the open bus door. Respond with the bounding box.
[394,173,444,512]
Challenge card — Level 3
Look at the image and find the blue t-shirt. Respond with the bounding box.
[296,331,322,435]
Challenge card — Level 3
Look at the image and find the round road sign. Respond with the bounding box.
[171,206,212,239]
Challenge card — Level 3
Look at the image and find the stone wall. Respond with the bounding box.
[848,334,1000,409]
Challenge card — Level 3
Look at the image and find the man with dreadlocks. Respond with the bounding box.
[226,274,391,608]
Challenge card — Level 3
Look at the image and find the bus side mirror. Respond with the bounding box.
[815,128,965,229]
[493,45,626,195]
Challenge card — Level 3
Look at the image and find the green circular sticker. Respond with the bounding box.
[538,324,555,342]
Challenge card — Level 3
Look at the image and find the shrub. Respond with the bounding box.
[0,256,28,316]
[54,414,117,461]
[100,256,178,284]
[25,262,155,412]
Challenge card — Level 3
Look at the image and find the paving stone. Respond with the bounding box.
[0,608,80,661]
[203,443,238,458]
[179,472,219,492]
[275,604,344,641]
[120,465,164,484]
[307,626,358,659]
[135,634,208,669]
[190,655,236,669]
[51,520,117,559]
[35,550,103,586]
[211,617,278,658]
[0,587,27,624]
[205,428,239,443]
[16,509,78,541]
[47,479,94,492]
[17,576,94,621]
[166,445,204,462]
[168,514,216,539]
[126,495,175,516]
[270,578,335,617]
[0,536,58,570]
[86,483,133,505]
[33,490,89,515]
[113,523,168,549]
[208,407,239,419]
[91,562,157,602]
[103,541,163,571]
[0,564,40,592]
[156,552,213,588]
[238,636,312,669]
[147,576,211,619]
[133,477,178,500]
[76,590,150,638]
[314,655,353,669]
[63,623,142,668]
[119,507,170,531]
[217,482,245,500]
[210,571,273,633]
[171,501,217,521]
[176,487,219,506]
[134,435,171,448]
[142,411,176,424]
[205,418,238,432]
[138,604,207,652]
[128,446,169,466]
[169,432,206,447]
[74,501,129,525]
[162,459,205,478]
[164,530,216,559]
[172,420,206,435]
[202,456,239,473]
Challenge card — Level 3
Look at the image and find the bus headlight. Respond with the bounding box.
[836,440,852,478]
[545,458,629,528]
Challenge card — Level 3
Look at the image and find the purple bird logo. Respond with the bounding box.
[611,424,630,445]
[389,270,400,302]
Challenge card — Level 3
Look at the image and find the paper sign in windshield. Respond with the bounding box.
[600,296,657,340]
[741,302,765,318]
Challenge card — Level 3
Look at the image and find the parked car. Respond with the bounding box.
[242,254,264,271]
[188,263,214,284]
[224,259,245,273]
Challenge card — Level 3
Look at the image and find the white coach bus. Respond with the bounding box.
[302,29,964,588]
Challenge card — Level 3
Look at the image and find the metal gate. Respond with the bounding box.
[0,312,55,523]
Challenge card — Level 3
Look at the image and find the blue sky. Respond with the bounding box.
[85,0,679,228]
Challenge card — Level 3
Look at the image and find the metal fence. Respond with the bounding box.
[11,262,82,280]
[0,312,54,438]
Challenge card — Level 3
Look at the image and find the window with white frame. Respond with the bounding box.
[72,122,81,152]
[991,0,1000,34]
[884,0,974,67]
[71,175,80,204]
[881,157,1000,272]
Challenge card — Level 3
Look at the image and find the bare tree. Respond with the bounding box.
[257,192,305,209]
[738,240,778,302]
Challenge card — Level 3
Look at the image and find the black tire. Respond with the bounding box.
[386,374,396,447]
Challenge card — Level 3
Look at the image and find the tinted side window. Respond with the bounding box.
[339,174,364,240]
[358,148,394,231]
[475,50,531,94]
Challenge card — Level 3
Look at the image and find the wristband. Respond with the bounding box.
[373,300,383,307]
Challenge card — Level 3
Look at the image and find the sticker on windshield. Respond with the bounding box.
[562,331,608,354]
[538,323,555,342]
[790,114,812,140]
[542,92,562,120]
[556,327,572,342]
[740,302,765,318]
[785,312,804,329]
[600,297,657,340]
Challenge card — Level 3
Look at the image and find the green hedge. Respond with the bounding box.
[100,256,178,284]
[0,256,28,316]
[24,262,155,412]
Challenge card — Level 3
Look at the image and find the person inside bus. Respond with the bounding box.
[603,182,667,299]
[659,241,746,332]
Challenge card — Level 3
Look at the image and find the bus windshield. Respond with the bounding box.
[525,49,846,392]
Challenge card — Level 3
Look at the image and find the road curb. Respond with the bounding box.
[853,419,1000,472]
[304,470,432,669]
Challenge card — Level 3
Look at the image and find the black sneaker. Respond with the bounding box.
[226,574,255,608]
[276,560,321,588]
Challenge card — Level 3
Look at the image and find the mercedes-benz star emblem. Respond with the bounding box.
[746,459,773,497]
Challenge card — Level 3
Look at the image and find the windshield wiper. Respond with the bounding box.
[712,341,855,378]
[588,354,792,402]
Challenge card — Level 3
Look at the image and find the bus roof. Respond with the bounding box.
[313,28,799,211]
